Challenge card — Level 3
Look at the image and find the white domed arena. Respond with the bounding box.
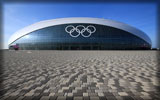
[8,17,151,50]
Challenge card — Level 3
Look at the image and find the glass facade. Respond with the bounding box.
[9,23,151,50]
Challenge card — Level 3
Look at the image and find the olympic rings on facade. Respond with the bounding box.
[65,25,96,37]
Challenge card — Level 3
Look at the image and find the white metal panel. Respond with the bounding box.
[8,17,151,45]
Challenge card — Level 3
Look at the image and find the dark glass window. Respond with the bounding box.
[9,23,151,50]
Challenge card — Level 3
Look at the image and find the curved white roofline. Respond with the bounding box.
[8,17,151,45]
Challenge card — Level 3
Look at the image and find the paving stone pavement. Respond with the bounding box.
[0,50,160,100]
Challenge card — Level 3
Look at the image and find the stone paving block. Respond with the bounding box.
[83,93,88,97]
[40,96,50,100]
[24,92,34,96]
[62,87,69,90]
[23,96,34,100]
[98,93,104,97]
[89,93,98,96]
[49,96,58,100]
[140,95,152,99]
[57,96,66,100]
[5,96,19,100]
[67,93,73,97]
[49,93,55,96]
[74,96,83,100]
[90,96,100,100]
[66,96,73,100]
[106,96,117,100]
[121,96,134,100]
[16,96,25,100]
[83,96,90,100]
[118,92,128,96]
[99,97,107,100]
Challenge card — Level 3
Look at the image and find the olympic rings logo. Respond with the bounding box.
[65,25,96,37]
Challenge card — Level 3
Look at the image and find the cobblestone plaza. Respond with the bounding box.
[0,51,160,100]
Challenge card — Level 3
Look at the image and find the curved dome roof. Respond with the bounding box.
[8,17,151,45]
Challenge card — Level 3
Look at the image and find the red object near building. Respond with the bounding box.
[13,44,19,50]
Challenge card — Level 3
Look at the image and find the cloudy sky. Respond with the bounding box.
[3,2,157,49]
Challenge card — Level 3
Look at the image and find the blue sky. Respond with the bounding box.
[3,2,157,49]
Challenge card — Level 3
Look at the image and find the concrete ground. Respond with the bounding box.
[0,50,160,100]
